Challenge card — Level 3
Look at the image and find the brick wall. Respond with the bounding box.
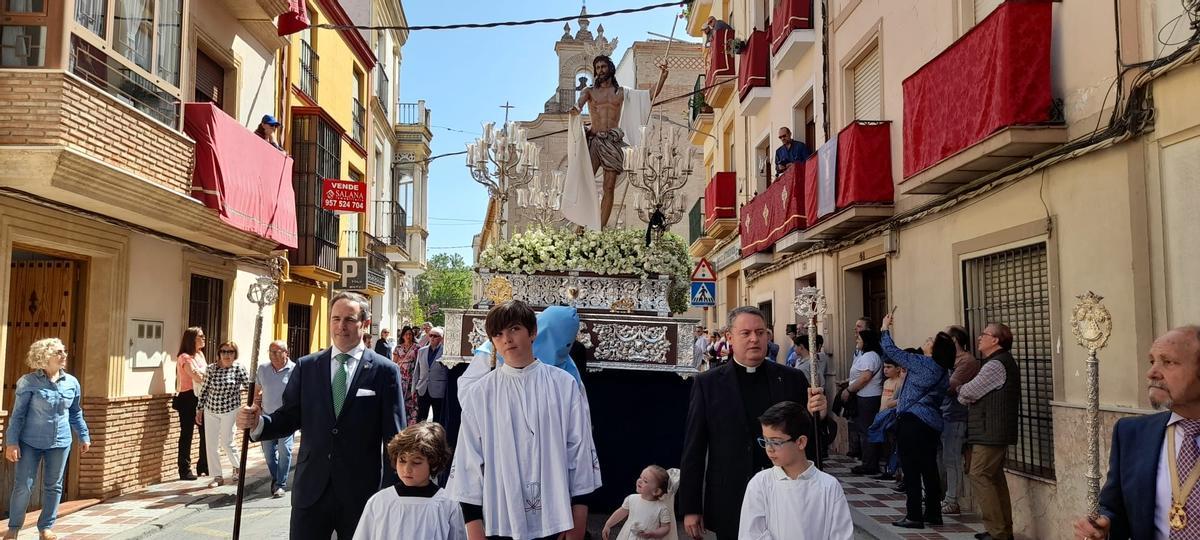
[0,70,194,196]
[78,395,191,499]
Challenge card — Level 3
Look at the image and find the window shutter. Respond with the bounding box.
[974,0,1004,24]
[194,50,224,107]
[852,45,881,121]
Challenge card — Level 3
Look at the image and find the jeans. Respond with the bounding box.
[203,409,240,479]
[261,434,295,490]
[940,420,966,503]
[7,443,70,531]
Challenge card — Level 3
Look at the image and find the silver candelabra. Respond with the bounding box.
[467,121,539,239]
[623,122,692,238]
[516,170,565,230]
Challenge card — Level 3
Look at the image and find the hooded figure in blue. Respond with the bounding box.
[457,305,584,402]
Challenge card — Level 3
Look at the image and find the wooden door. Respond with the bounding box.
[1,260,78,517]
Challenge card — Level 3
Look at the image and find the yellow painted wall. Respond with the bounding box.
[276,282,330,354]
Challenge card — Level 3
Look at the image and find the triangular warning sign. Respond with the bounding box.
[691,258,716,281]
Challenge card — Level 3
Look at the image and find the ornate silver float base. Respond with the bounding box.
[442,307,701,378]
[476,270,672,317]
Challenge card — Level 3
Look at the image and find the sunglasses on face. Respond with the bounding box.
[219,349,236,355]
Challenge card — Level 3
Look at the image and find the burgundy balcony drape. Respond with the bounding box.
[804,121,894,225]
[738,29,770,101]
[771,0,814,55]
[704,171,737,229]
[740,164,806,256]
[901,0,1053,178]
[185,103,298,248]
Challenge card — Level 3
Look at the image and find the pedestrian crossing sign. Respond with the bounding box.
[690,281,716,307]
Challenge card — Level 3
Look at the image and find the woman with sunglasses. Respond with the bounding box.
[4,338,90,540]
[174,326,209,480]
[197,341,249,488]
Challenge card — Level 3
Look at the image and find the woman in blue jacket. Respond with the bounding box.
[880,313,956,530]
[4,337,90,540]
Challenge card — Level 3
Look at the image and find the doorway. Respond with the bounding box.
[861,262,888,328]
[1,249,84,517]
[287,303,313,358]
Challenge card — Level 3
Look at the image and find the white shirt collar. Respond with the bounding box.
[498,359,542,377]
[770,462,817,481]
[733,358,761,373]
[331,343,367,361]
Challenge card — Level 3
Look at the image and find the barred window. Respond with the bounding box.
[962,243,1055,479]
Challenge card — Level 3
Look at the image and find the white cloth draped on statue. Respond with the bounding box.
[562,87,652,230]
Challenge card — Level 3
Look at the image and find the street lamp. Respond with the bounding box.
[623,122,692,241]
[515,170,565,230]
[467,121,539,240]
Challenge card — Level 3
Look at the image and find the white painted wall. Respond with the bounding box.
[189,0,280,127]
[123,234,184,397]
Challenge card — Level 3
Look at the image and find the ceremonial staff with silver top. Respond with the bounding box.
[1070,291,1112,519]
[231,256,284,540]
[795,286,827,469]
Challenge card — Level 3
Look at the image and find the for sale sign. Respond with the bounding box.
[321,178,367,213]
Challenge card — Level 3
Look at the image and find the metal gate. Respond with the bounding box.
[962,243,1055,479]
[287,303,313,359]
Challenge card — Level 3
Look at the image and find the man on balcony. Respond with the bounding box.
[775,127,811,177]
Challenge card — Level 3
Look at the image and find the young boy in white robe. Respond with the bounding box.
[739,401,854,540]
[353,422,467,540]
[447,300,602,540]
[601,465,673,540]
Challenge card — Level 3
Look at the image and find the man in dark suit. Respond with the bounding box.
[679,306,828,540]
[1074,326,1200,540]
[237,291,405,539]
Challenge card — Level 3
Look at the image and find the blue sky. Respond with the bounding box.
[398,1,695,264]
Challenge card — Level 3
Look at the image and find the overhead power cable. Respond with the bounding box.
[317,1,690,32]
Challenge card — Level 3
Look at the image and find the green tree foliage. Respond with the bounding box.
[416,253,473,326]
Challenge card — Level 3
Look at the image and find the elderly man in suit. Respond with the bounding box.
[236,291,405,539]
[414,326,447,423]
[1075,325,1200,540]
[679,306,828,540]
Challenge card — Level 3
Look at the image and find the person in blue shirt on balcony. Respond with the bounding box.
[4,337,90,540]
[775,127,811,177]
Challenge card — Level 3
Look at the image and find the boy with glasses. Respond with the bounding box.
[739,401,852,540]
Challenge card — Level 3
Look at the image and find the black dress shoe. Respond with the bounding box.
[179,472,197,481]
[974,533,994,540]
[892,519,925,529]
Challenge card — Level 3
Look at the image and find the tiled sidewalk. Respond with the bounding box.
[826,454,987,540]
[12,451,272,539]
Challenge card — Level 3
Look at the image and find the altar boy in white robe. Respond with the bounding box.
[739,401,854,540]
[447,300,602,540]
[353,422,466,540]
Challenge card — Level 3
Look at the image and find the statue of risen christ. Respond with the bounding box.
[565,55,669,229]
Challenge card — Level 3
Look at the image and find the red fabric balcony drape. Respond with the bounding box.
[738,29,770,101]
[771,0,814,55]
[803,122,894,226]
[707,26,735,80]
[278,0,310,36]
[901,0,1053,178]
[185,103,298,249]
[704,171,737,229]
[740,165,806,257]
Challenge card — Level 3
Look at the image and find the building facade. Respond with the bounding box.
[0,0,294,509]
[684,0,1200,537]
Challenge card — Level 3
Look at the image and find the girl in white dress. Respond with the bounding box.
[602,465,673,540]
[353,423,466,540]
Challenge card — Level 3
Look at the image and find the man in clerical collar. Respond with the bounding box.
[679,306,828,540]
[1075,326,1200,540]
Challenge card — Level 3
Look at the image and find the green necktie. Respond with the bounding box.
[333,353,349,417]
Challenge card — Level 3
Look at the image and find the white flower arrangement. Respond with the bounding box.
[478,226,692,313]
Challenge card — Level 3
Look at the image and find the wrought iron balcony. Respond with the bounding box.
[299,40,318,99]
[365,232,388,291]
[352,98,365,145]
[375,65,389,118]
[688,197,716,258]
[373,200,408,251]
